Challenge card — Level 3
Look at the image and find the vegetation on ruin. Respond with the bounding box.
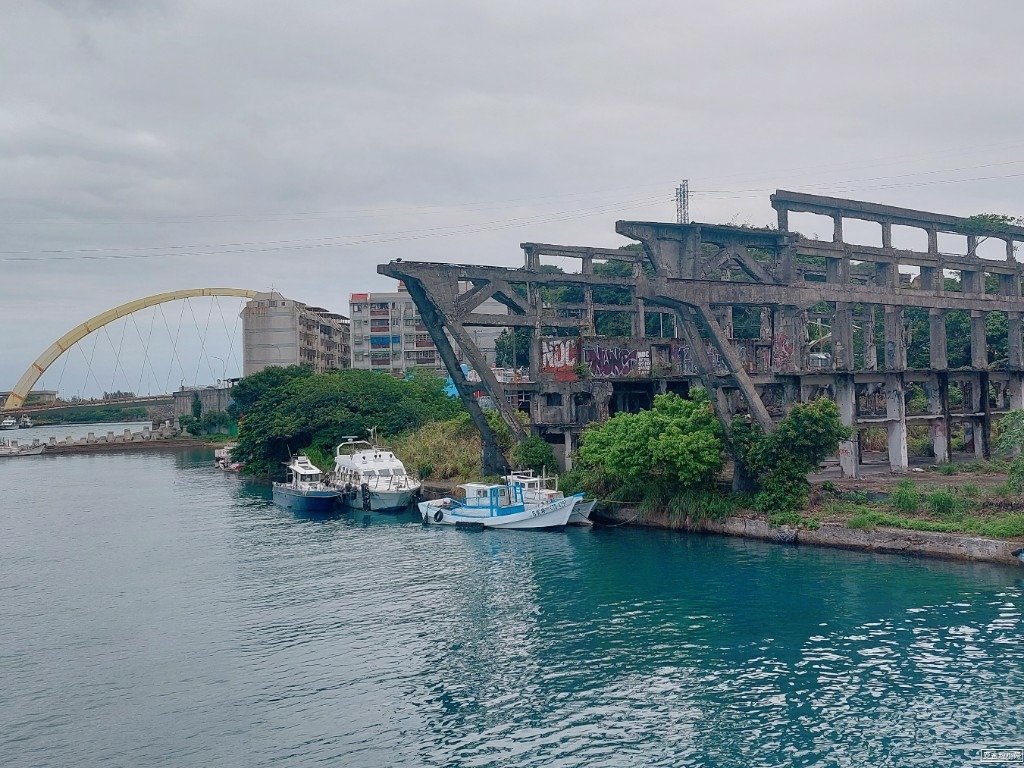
[231,366,463,477]
[570,391,726,508]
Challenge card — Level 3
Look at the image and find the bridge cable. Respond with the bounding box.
[186,296,216,385]
[104,320,130,394]
[157,301,188,393]
[49,344,72,410]
[213,296,243,377]
[129,309,162,396]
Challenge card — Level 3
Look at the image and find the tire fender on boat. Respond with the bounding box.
[433,509,444,523]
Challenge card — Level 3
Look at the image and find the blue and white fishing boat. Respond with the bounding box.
[272,455,340,512]
[419,480,582,530]
[505,470,597,526]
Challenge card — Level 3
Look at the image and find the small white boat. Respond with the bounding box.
[505,470,597,526]
[272,455,340,512]
[419,480,582,530]
[214,443,243,471]
[0,416,18,430]
[0,439,44,457]
[330,436,421,512]
[19,415,33,428]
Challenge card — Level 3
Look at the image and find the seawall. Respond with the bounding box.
[596,505,1024,566]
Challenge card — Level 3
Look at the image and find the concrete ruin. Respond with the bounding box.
[380,191,1024,477]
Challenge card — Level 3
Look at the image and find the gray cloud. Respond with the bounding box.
[3,0,1023,393]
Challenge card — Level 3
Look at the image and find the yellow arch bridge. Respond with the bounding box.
[3,288,258,411]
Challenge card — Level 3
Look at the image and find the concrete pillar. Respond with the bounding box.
[1010,312,1023,369]
[835,374,859,478]
[884,306,906,370]
[833,303,855,370]
[832,214,844,243]
[885,374,909,473]
[863,306,878,370]
[924,375,950,464]
[777,207,789,232]
[927,228,938,254]
[929,309,947,369]
[1008,238,1017,263]
[563,430,573,471]
[881,222,892,249]
[971,311,987,368]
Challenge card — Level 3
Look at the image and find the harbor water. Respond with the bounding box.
[1,445,1022,767]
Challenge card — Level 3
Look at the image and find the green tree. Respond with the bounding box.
[514,435,558,474]
[577,391,724,496]
[191,392,203,420]
[494,328,532,367]
[732,397,851,513]
[231,368,464,477]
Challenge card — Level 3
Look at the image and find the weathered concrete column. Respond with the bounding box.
[929,309,948,369]
[924,375,950,464]
[885,373,909,473]
[971,311,987,368]
[563,430,573,471]
[832,214,844,243]
[833,303,855,370]
[1010,312,1023,370]
[863,306,878,370]
[881,222,892,249]
[883,305,906,370]
[835,374,859,478]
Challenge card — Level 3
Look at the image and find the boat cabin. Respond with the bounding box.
[457,482,525,513]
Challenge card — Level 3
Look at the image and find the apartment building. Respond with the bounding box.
[349,283,502,375]
[241,292,351,376]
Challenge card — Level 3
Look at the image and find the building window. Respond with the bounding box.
[544,393,563,407]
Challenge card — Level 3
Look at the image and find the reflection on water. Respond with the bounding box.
[1,450,1022,768]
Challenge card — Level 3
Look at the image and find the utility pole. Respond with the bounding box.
[675,180,690,225]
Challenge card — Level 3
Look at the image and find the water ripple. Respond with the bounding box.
[1,453,1022,767]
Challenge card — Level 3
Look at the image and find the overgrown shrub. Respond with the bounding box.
[889,478,920,513]
[513,435,558,475]
[732,397,851,514]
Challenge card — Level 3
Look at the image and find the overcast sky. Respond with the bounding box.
[2,0,1023,396]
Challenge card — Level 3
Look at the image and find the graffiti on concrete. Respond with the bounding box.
[773,333,794,369]
[541,339,578,371]
[679,342,728,375]
[583,347,638,377]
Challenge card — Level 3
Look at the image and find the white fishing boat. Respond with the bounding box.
[419,480,582,530]
[330,435,421,512]
[19,415,33,428]
[0,416,18,430]
[272,455,340,512]
[0,439,44,457]
[505,470,597,526]
[214,443,243,471]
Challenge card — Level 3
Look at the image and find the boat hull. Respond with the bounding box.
[337,487,417,513]
[568,499,597,526]
[272,485,340,512]
[0,444,45,457]
[418,494,579,530]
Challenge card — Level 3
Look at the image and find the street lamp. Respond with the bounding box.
[210,355,226,383]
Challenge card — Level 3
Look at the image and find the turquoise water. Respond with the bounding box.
[1,448,1022,767]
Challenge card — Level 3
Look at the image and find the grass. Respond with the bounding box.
[889,478,921,513]
[846,509,1024,538]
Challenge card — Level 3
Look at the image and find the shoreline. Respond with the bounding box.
[595,505,1024,566]
[41,438,210,455]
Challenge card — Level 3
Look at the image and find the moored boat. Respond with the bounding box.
[214,443,243,471]
[0,416,18,430]
[19,415,33,428]
[0,439,45,457]
[505,470,597,526]
[419,480,582,530]
[330,436,421,512]
[272,455,340,512]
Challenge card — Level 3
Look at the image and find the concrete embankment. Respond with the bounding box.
[10,424,207,455]
[596,505,1024,566]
